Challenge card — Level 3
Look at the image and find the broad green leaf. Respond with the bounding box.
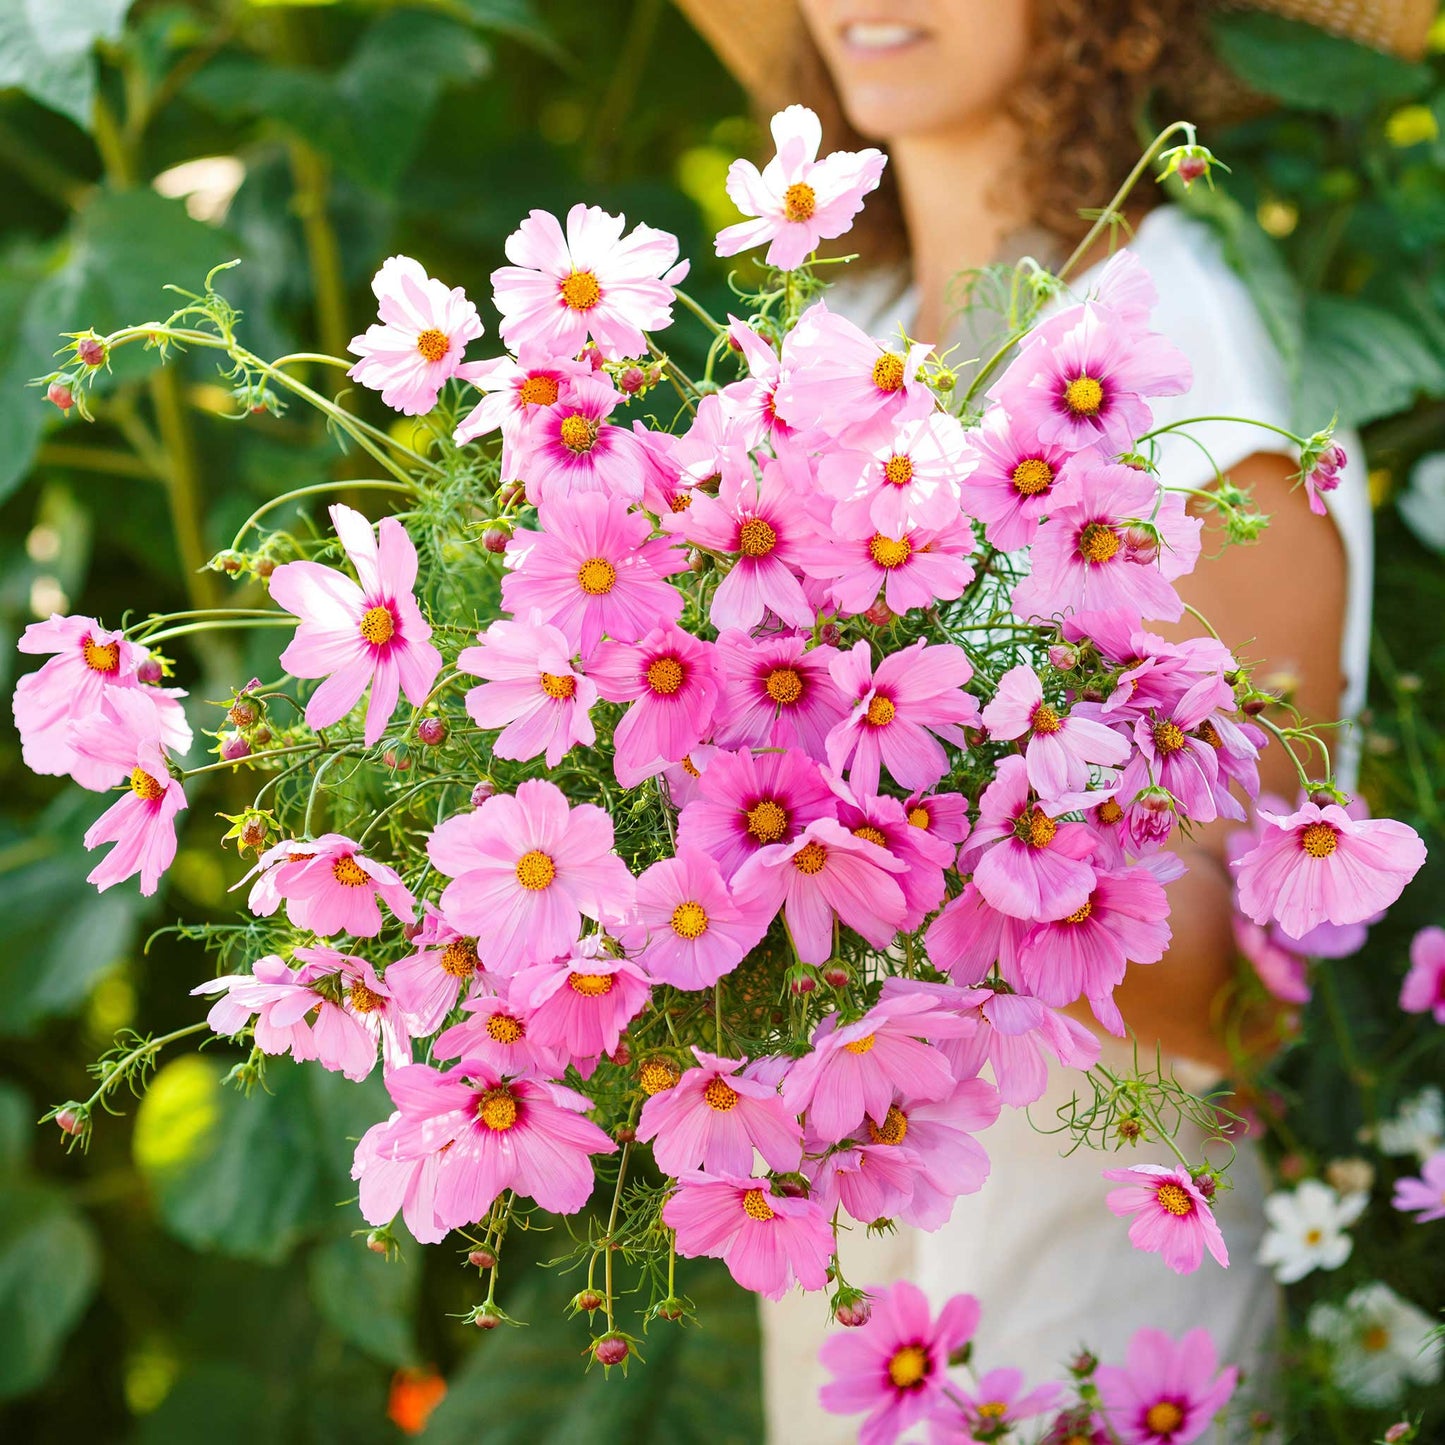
[308,1226,420,1366]
[0,0,136,126]
[0,241,59,506]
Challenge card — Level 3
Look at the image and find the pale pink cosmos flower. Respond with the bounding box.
[924,881,1031,987]
[981,664,1130,798]
[518,374,646,508]
[713,631,847,762]
[959,406,1082,552]
[452,349,591,460]
[733,816,908,966]
[669,390,753,491]
[491,203,688,359]
[1233,799,1426,939]
[1392,1150,1445,1224]
[352,1112,447,1244]
[663,1171,833,1300]
[192,953,319,1064]
[902,789,971,846]
[715,104,885,269]
[431,979,565,1078]
[459,613,596,768]
[720,315,793,447]
[1102,1163,1229,1275]
[623,847,770,989]
[806,1133,919,1227]
[268,504,443,747]
[383,902,484,1036]
[801,519,974,618]
[428,778,635,974]
[1010,465,1202,626]
[590,623,722,782]
[1401,926,1445,1024]
[638,1048,802,1175]
[501,493,686,658]
[826,639,979,796]
[932,1370,1063,1442]
[1094,1326,1239,1445]
[348,255,483,415]
[14,613,190,787]
[511,940,651,1070]
[245,832,416,938]
[818,1281,980,1445]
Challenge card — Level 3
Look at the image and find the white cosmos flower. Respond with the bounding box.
[1257,1178,1368,1283]
[1375,1086,1445,1164]
[1308,1281,1444,1406]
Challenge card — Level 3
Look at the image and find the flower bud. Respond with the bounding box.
[833,1295,872,1328]
[220,733,251,761]
[365,1230,389,1255]
[653,1297,685,1321]
[1122,525,1159,565]
[1242,695,1270,716]
[619,366,646,394]
[482,527,509,555]
[468,1248,497,1270]
[252,726,273,747]
[1177,154,1208,185]
[55,1107,84,1136]
[688,548,706,575]
[1047,644,1078,670]
[472,1305,502,1330]
[573,1289,604,1313]
[77,337,106,367]
[137,656,164,685]
[593,1335,629,1366]
[1067,1348,1098,1378]
[1383,1424,1415,1443]
[609,1041,632,1067]
[821,963,849,989]
[863,600,893,628]
[47,380,75,411]
[255,557,276,579]
[1192,1171,1217,1199]
[775,1176,808,1199]
[383,749,411,771]
[818,623,842,647]
[614,1125,636,1144]
[496,481,525,510]
[786,964,816,996]
[471,779,497,807]
[417,717,448,747]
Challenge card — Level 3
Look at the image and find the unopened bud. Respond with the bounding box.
[1309,788,1335,807]
[468,1248,497,1269]
[137,657,164,685]
[818,623,842,647]
[653,1297,685,1321]
[1383,1424,1414,1443]
[482,527,509,555]
[251,726,273,747]
[1177,154,1208,185]
[688,548,706,575]
[593,1335,628,1366]
[1068,1348,1098,1378]
[473,1305,502,1330]
[1122,525,1159,564]
[787,965,816,996]
[55,1108,84,1136]
[1047,644,1078,670]
[834,1296,872,1328]
[365,1230,389,1255]
[863,600,893,628]
[255,557,276,579]
[417,717,448,747]
[47,379,75,411]
[574,1289,604,1313]
[220,733,251,761]
[1193,1172,1217,1199]
[609,1042,632,1067]
[619,366,646,394]
[496,481,525,510]
[383,749,411,771]
[821,963,849,989]
[614,1125,636,1144]
[471,779,497,807]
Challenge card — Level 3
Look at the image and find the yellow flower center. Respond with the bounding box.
[577,557,617,595]
[883,454,914,487]
[853,825,888,849]
[477,1087,519,1131]
[518,374,560,408]
[1064,374,1105,416]
[783,181,817,222]
[486,1012,525,1044]
[1303,1227,1324,1246]
[1011,457,1054,496]
[441,939,479,978]
[1063,900,1094,925]
[765,667,804,705]
[669,491,693,512]
[671,900,710,939]
[540,671,576,700]
[1032,702,1062,735]
[1145,1402,1185,1434]
[639,1058,681,1094]
[843,1033,876,1055]
[680,754,700,777]
[414,328,450,363]
[348,980,384,1014]
[1196,719,1223,749]
[568,972,614,997]
[1078,522,1121,565]
[332,855,369,887]
[746,799,788,843]
[867,1105,908,1146]
[515,849,556,891]
[738,517,778,557]
[1361,1325,1391,1353]
[907,805,930,829]
[868,533,912,569]
[559,413,598,454]
[646,656,685,695]
[872,352,906,393]
[742,1187,776,1221]
[887,1345,930,1390]
[1026,807,1057,849]
[1153,720,1187,754]
[1301,821,1339,858]
[559,270,601,311]
[83,637,121,672]
[865,695,896,728]
[129,767,165,801]
[1155,1181,1195,1217]
[977,1401,1008,1420]
[704,1077,739,1111]
[1098,798,1124,825]
[359,606,395,646]
[792,840,828,875]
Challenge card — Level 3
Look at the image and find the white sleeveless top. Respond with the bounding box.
[758,207,1374,1438]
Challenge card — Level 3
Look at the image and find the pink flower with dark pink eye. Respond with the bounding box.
[982,663,1130,798]
[245,832,416,938]
[774,302,935,448]
[1401,926,1445,1024]
[501,492,686,659]
[780,993,960,1141]
[511,940,651,1069]
[935,1369,1063,1441]
[427,778,636,974]
[1094,1326,1239,1445]
[268,504,443,747]
[431,980,565,1078]
[1102,1164,1229,1275]
[518,374,646,507]
[352,1113,447,1245]
[452,350,591,458]
[677,746,838,880]
[713,630,847,762]
[832,785,953,930]
[590,623,723,782]
[1392,1150,1445,1223]
[1233,799,1426,939]
[721,315,793,446]
[638,1048,803,1176]
[354,1059,617,1230]
[826,638,979,796]
[459,613,596,768]
[347,255,483,416]
[801,519,974,618]
[959,405,1082,552]
[1011,465,1202,626]
[490,203,688,359]
[714,104,886,271]
[383,902,484,1036]
[623,847,771,989]
[14,613,190,787]
[733,817,908,965]
[818,1281,980,1445]
[819,412,972,538]
[662,1171,834,1300]
[1117,691,1244,828]
[670,390,753,491]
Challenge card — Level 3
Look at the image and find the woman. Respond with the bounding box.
[674,0,1428,1435]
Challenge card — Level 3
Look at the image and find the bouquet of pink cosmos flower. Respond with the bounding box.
[20,104,1429,1391]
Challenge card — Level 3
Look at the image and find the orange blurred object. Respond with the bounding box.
[387,1366,448,1436]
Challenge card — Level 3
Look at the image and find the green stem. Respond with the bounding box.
[181,743,320,780]
[136,618,293,647]
[229,479,418,551]
[288,141,350,363]
[672,288,726,337]
[1136,415,1305,448]
[602,1142,632,1331]
[149,367,219,608]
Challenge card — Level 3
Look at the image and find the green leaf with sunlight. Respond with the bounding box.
[0,0,136,127]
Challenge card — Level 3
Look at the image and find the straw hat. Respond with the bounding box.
[676,0,1439,109]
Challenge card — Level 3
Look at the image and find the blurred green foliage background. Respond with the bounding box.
[0,2,1443,1440]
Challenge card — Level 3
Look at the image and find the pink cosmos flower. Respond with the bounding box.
[1392,1150,1445,1224]
[1094,1327,1239,1445]
[1102,1164,1229,1275]
[491,203,688,359]
[715,104,886,270]
[72,689,187,896]
[669,390,753,490]
[1231,914,1312,1006]
[818,1281,980,1445]
[623,847,770,989]
[982,664,1130,798]
[1010,465,1202,625]
[931,1370,1063,1442]
[14,613,190,787]
[452,350,591,458]
[383,902,483,1036]
[1233,799,1426,939]
[427,778,636,973]
[356,1060,616,1229]
[807,1134,920,1227]
[347,255,483,415]
[677,746,838,880]
[1115,691,1247,829]
[832,784,953,930]
[431,980,565,1078]
[459,613,596,767]
[245,832,416,938]
[720,316,793,447]
[924,881,1031,987]
[713,631,846,762]
[638,1049,802,1175]
[902,790,971,846]
[352,1113,447,1244]
[819,412,971,537]
[871,1080,1000,1229]
[1400,926,1445,1024]
[662,1172,834,1300]
[511,940,651,1069]
[1303,440,1347,517]
[517,374,645,507]
[780,993,959,1141]
[959,406,1081,552]
[268,504,443,746]
[732,816,907,965]
[501,492,686,658]
[826,639,979,796]
[801,520,974,618]
[589,623,722,782]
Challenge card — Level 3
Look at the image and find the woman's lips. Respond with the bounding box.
[838,21,930,56]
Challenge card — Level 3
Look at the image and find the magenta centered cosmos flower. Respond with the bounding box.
[713,630,847,762]
[1102,1163,1229,1275]
[268,504,443,747]
[512,942,651,1070]
[245,832,416,938]
[518,374,646,508]
[1094,1326,1239,1445]
[960,405,1082,552]
[428,778,635,974]
[1400,926,1445,1024]
[1392,1150,1445,1224]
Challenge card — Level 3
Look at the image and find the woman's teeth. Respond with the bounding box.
[840,22,926,51]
